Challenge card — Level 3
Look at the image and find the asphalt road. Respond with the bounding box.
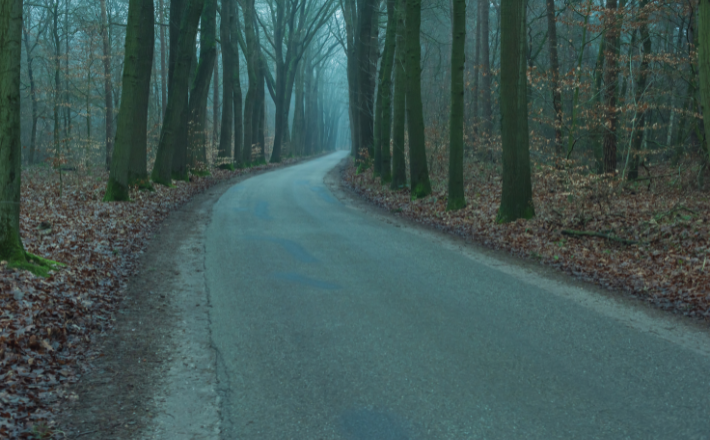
[205,151,710,440]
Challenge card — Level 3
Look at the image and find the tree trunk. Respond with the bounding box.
[230,2,243,166]
[405,0,431,198]
[447,0,465,210]
[22,15,38,164]
[159,0,168,119]
[602,0,621,174]
[378,0,397,183]
[218,0,233,162]
[212,51,220,151]
[545,0,562,155]
[100,0,114,169]
[479,0,491,142]
[0,0,26,264]
[497,0,534,223]
[151,0,206,185]
[292,57,305,156]
[355,0,377,162]
[187,0,217,169]
[627,0,650,180]
[105,0,155,201]
[390,0,407,189]
[698,0,710,163]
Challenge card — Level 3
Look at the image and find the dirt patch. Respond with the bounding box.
[55,159,320,440]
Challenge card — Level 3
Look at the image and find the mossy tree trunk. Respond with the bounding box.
[478,0,491,142]
[698,0,710,164]
[390,0,407,189]
[375,0,397,182]
[151,0,205,186]
[405,0,431,198]
[105,0,155,201]
[497,0,534,223]
[447,0,465,211]
[0,0,26,264]
[187,0,218,170]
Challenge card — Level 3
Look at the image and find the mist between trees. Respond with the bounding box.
[3,0,710,268]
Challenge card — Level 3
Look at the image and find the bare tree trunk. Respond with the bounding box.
[602,0,622,174]
[159,0,167,119]
[100,0,114,169]
[545,0,562,155]
[479,0,491,142]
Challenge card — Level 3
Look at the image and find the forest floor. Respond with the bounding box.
[343,156,710,322]
[0,157,313,439]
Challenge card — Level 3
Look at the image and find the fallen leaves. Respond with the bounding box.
[344,159,710,322]
[0,159,297,438]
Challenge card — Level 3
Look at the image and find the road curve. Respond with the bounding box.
[205,151,710,440]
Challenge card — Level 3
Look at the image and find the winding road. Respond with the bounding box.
[205,151,710,439]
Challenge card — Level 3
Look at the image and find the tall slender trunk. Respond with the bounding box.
[0,0,26,263]
[187,0,217,169]
[405,0,431,198]
[218,0,233,162]
[497,0,534,223]
[479,0,491,141]
[390,0,407,189]
[447,0,465,210]
[105,0,155,201]
[627,0,650,180]
[22,17,39,164]
[355,0,378,161]
[52,1,61,170]
[602,0,622,174]
[378,0,396,183]
[242,0,258,162]
[151,0,206,185]
[230,0,243,165]
[100,0,114,169]
[159,0,167,119]
[212,51,220,151]
[545,0,562,155]
[292,57,305,156]
[471,0,480,137]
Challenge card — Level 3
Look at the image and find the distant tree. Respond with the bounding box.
[601,0,623,174]
[545,0,562,156]
[698,0,710,164]
[447,0,465,210]
[99,0,114,169]
[497,0,534,223]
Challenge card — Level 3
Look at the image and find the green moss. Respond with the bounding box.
[218,163,236,171]
[103,177,130,202]
[446,197,466,211]
[411,182,431,200]
[496,205,535,224]
[191,169,212,177]
[172,170,190,182]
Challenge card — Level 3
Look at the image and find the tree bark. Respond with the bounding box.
[698,0,710,163]
[627,0,650,180]
[497,0,534,223]
[447,0,465,210]
[230,0,243,166]
[159,0,168,119]
[545,0,562,156]
[242,0,258,163]
[22,11,39,164]
[105,0,155,201]
[602,0,621,174]
[0,0,26,264]
[187,0,218,170]
[212,50,220,151]
[355,0,377,162]
[100,0,114,169]
[405,0,431,198]
[151,0,206,185]
[377,0,396,183]
[479,0,491,142]
[390,0,407,189]
[218,0,233,163]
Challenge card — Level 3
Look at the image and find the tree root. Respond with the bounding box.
[8,252,65,277]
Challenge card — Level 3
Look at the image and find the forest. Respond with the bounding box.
[1,0,710,436]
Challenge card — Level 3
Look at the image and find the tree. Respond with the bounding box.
[374,0,396,181]
[698,0,710,164]
[186,0,217,171]
[1,0,60,275]
[151,0,206,186]
[545,0,562,155]
[601,0,622,174]
[218,0,234,165]
[405,0,431,198]
[390,0,406,189]
[497,0,534,223]
[104,0,155,201]
[478,0,491,142]
[99,0,114,169]
[354,0,378,162]
[447,0,465,210]
[627,0,651,180]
